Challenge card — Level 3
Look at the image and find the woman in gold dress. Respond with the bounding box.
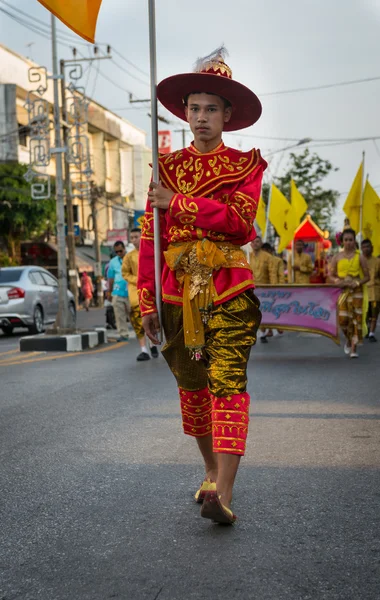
[329,229,369,358]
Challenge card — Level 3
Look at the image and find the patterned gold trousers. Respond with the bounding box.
[129,305,145,339]
[339,287,364,345]
[161,290,261,455]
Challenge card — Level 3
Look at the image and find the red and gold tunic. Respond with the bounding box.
[137,142,267,316]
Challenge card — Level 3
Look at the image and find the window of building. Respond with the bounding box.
[18,124,29,147]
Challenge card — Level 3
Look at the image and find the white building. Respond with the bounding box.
[0,43,151,263]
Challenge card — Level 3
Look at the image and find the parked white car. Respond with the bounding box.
[0,266,76,335]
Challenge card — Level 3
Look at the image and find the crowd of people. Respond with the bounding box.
[246,231,380,355]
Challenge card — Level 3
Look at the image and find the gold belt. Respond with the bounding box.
[164,239,250,358]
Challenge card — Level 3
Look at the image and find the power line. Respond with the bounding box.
[260,75,380,97]
[112,48,149,78]
[98,48,149,87]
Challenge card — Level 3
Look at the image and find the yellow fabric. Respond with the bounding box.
[249,250,277,284]
[164,240,250,354]
[129,305,145,339]
[287,252,313,284]
[38,0,102,43]
[122,249,139,307]
[272,255,285,284]
[343,161,363,233]
[161,291,261,395]
[337,251,361,279]
[362,181,380,256]
[255,196,267,237]
[366,256,380,302]
[269,184,297,252]
[291,179,308,223]
[337,251,368,337]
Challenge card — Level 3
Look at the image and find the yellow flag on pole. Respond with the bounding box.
[269,184,297,252]
[362,180,380,256]
[255,196,267,237]
[38,0,102,43]
[343,162,363,233]
[290,179,308,224]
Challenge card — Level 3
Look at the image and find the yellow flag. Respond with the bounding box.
[343,161,363,233]
[362,180,380,256]
[290,179,308,223]
[38,0,102,43]
[269,184,297,252]
[255,196,267,237]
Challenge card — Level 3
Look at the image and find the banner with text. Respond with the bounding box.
[255,285,342,344]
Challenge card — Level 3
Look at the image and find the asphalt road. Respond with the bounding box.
[0,312,379,600]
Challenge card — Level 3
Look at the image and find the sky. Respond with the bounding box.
[0,0,380,230]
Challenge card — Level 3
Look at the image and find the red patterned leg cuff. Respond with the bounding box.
[211,392,250,455]
[179,387,212,437]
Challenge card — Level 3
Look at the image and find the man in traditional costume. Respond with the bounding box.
[329,228,370,358]
[137,47,266,524]
[287,239,313,284]
[361,239,380,342]
[261,242,285,284]
[121,228,159,361]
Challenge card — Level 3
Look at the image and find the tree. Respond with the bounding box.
[263,149,339,231]
[0,163,56,261]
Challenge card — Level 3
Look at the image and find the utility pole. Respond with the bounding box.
[60,58,78,305]
[90,182,104,308]
[50,15,74,330]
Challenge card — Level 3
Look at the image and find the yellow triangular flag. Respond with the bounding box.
[38,0,102,43]
[269,184,297,252]
[290,179,308,224]
[255,196,267,237]
[362,180,380,256]
[343,161,363,233]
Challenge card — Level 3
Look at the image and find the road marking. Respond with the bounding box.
[0,341,128,367]
[0,348,19,357]
[0,351,45,365]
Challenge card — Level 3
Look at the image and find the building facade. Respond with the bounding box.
[0,44,151,270]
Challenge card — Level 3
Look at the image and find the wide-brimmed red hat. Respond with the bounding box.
[157,47,262,132]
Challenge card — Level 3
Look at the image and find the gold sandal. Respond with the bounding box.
[200,491,237,524]
[194,478,217,503]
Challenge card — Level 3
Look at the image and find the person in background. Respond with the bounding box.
[288,239,313,284]
[122,228,159,361]
[262,242,285,283]
[250,236,277,343]
[329,228,370,358]
[261,242,284,337]
[107,240,130,341]
[311,250,328,284]
[361,238,380,342]
[80,271,93,311]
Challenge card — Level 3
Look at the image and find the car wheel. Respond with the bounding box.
[1,325,14,336]
[69,302,76,324]
[28,305,44,335]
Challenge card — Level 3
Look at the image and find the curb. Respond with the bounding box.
[19,328,107,353]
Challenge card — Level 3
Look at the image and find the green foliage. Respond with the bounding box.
[0,163,56,259]
[264,149,339,231]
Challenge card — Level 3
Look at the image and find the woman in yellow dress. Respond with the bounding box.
[329,228,370,358]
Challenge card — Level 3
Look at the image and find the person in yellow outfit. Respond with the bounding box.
[250,237,277,343]
[288,239,313,283]
[329,228,370,358]
[262,242,285,283]
[261,242,285,337]
[122,228,159,361]
[361,238,380,342]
